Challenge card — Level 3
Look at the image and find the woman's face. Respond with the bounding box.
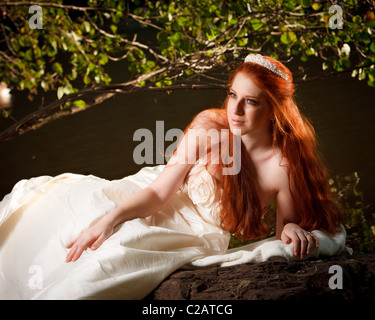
[226,72,272,137]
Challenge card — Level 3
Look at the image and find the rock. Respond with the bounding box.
[146,254,375,300]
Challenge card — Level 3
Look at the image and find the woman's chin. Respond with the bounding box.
[229,125,244,136]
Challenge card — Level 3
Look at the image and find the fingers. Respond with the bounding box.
[65,240,75,249]
[65,233,102,263]
[65,239,86,263]
[305,232,319,254]
[305,233,317,255]
[291,233,301,257]
[282,224,320,259]
[281,230,291,244]
[313,234,319,249]
[292,231,319,259]
[91,233,106,250]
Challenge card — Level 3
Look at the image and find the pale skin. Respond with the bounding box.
[65,71,319,263]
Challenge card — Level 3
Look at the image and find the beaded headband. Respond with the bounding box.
[244,54,290,83]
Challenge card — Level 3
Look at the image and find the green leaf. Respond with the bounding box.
[110,25,117,34]
[2,109,10,118]
[206,29,216,41]
[83,74,91,85]
[369,72,375,82]
[98,53,108,65]
[352,15,362,24]
[83,21,91,33]
[57,86,64,99]
[157,31,168,42]
[63,83,73,95]
[112,10,123,24]
[341,57,351,69]
[185,69,194,76]
[102,75,112,84]
[49,37,58,52]
[46,46,56,57]
[357,31,372,44]
[68,69,77,81]
[170,32,183,44]
[24,49,33,61]
[52,62,63,75]
[10,38,20,52]
[281,31,297,44]
[73,99,86,108]
[365,20,375,28]
[228,13,238,26]
[33,47,42,58]
[301,0,311,9]
[237,38,248,47]
[283,1,297,11]
[18,36,27,47]
[206,21,217,41]
[41,81,48,91]
[300,54,308,62]
[177,16,189,27]
[311,2,322,10]
[250,19,263,31]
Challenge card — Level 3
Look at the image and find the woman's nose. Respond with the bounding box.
[233,99,245,115]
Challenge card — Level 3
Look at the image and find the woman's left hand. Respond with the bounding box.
[281,223,319,258]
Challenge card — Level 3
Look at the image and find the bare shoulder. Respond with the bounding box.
[267,148,290,191]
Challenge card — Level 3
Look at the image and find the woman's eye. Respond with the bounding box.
[246,98,258,105]
[229,92,258,105]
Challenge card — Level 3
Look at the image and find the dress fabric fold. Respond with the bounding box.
[0,164,230,299]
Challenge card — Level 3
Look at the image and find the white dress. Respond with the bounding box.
[0,164,230,300]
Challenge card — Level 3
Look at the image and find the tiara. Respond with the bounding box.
[244,54,290,83]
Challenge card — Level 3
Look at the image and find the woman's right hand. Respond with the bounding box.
[65,215,115,262]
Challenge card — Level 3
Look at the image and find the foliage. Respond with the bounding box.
[330,172,375,253]
[0,0,374,107]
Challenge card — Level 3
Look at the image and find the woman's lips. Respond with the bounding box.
[231,118,245,125]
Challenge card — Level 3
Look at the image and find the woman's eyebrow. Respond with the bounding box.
[229,87,260,99]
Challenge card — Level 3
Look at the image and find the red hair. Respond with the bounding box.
[180,56,342,240]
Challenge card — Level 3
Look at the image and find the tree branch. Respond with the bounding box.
[294,61,375,84]
[0,83,226,142]
[0,2,118,13]
[2,60,372,142]
[82,11,169,63]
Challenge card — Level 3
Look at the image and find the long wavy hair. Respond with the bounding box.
[181,56,342,240]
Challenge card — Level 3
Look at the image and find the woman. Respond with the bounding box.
[0,54,342,299]
[66,54,341,261]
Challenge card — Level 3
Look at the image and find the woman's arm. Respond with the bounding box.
[109,163,192,227]
[65,163,192,262]
[65,110,218,262]
[275,167,319,258]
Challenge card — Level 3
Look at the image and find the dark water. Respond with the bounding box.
[0,57,374,208]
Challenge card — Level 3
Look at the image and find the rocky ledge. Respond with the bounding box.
[146,253,375,300]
